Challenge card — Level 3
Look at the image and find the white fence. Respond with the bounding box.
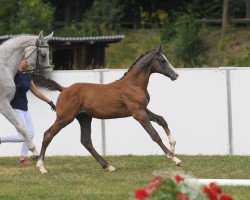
[1,68,250,157]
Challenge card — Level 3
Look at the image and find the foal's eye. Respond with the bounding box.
[161,59,166,64]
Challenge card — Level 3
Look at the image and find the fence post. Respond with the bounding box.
[225,68,233,155]
[98,69,108,156]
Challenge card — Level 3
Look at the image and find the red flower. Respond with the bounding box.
[203,186,210,194]
[203,185,218,200]
[220,194,234,200]
[145,185,156,194]
[209,183,222,194]
[209,190,218,200]
[177,193,189,200]
[174,175,184,182]
[135,189,148,200]
[150,176,163,186]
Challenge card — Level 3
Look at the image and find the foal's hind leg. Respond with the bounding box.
[37,119,68,173]
[133,109,183,167]
[76,113,116,172]
[146,109,176,154]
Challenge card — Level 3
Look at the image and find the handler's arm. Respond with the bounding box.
[30,80,50,103]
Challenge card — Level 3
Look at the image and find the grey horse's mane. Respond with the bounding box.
[0,34,37,48]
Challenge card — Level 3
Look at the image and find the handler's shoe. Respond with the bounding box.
[17,158,31,165]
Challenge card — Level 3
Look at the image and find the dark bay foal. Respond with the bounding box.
[34,44,183,173]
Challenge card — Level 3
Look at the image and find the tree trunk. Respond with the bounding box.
[222,0,230,35]
[246,0,250,18]
[246,0,250,26]
[65,0,72,27]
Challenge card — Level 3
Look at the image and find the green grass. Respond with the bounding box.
[0,155,249,200]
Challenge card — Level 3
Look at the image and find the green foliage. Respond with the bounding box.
[81,0,124,36]
[178,0,245,19]
[140,7,170,28]
[56,24,83,37]
[106,29,161,68]
[0,0,18,34]
[173,14,207,67]
[150,179,180,200]
[209,31,250,67]
[135,171,213,200]
[160,22,176,41]
[0,0,54,34]
[107,28,250,69]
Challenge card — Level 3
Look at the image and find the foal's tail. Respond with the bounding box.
[31,74,65,92]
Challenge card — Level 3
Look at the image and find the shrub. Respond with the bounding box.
[173,13,207,67]
[134,170,234,200]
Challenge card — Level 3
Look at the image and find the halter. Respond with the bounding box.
[24,41,51,74]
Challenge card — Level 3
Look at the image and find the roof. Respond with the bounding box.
[0,35,125,44]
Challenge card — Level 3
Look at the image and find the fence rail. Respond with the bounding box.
[53,18,250,30]
[197,18,250,24]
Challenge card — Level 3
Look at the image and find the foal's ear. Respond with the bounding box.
[156,43,163,53]
[45,31,54,41]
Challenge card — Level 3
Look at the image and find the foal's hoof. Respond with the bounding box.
[36,160,48,174]
[176,161,184,167]
[170,156,184,167]
[105,165,116,172]
[39,168,48,174]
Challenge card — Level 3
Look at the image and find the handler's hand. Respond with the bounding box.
[19,60,29,70]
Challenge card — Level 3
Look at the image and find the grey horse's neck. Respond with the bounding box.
[0,35,37,77]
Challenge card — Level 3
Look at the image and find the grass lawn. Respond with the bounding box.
[0,155,249,200]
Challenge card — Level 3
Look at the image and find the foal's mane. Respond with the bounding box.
[119,49,155,80]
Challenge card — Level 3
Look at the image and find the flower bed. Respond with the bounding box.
[134,170,234,200]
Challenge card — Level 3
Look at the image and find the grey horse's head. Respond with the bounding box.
[24,31,53,78]
[150,44,179,81]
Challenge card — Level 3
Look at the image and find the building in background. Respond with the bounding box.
[0,35,124,70]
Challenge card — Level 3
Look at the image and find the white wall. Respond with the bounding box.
[0,68,250,157]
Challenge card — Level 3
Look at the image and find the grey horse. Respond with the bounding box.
[0,31,53,158]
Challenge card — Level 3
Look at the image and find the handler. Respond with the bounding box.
[0,60,55,164]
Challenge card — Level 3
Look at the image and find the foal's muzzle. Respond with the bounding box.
[171,73,179,81]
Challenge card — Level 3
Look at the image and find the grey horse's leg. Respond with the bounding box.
[76,113,116,172]
[146,109,176,154]
[133,109,183,167]
[0,100,38,157]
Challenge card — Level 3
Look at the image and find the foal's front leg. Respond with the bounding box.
[146,109,176,154]
[133,109,183,167]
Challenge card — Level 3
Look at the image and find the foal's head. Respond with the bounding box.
[150,44,179,81]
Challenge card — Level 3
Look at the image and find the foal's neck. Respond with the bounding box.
[122,63,151,90]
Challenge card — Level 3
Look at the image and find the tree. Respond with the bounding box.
[174,14,207,67]
[81,0,124,35]
[246,0,250,18]
[0,0,54,34]
[222,0,230,35]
